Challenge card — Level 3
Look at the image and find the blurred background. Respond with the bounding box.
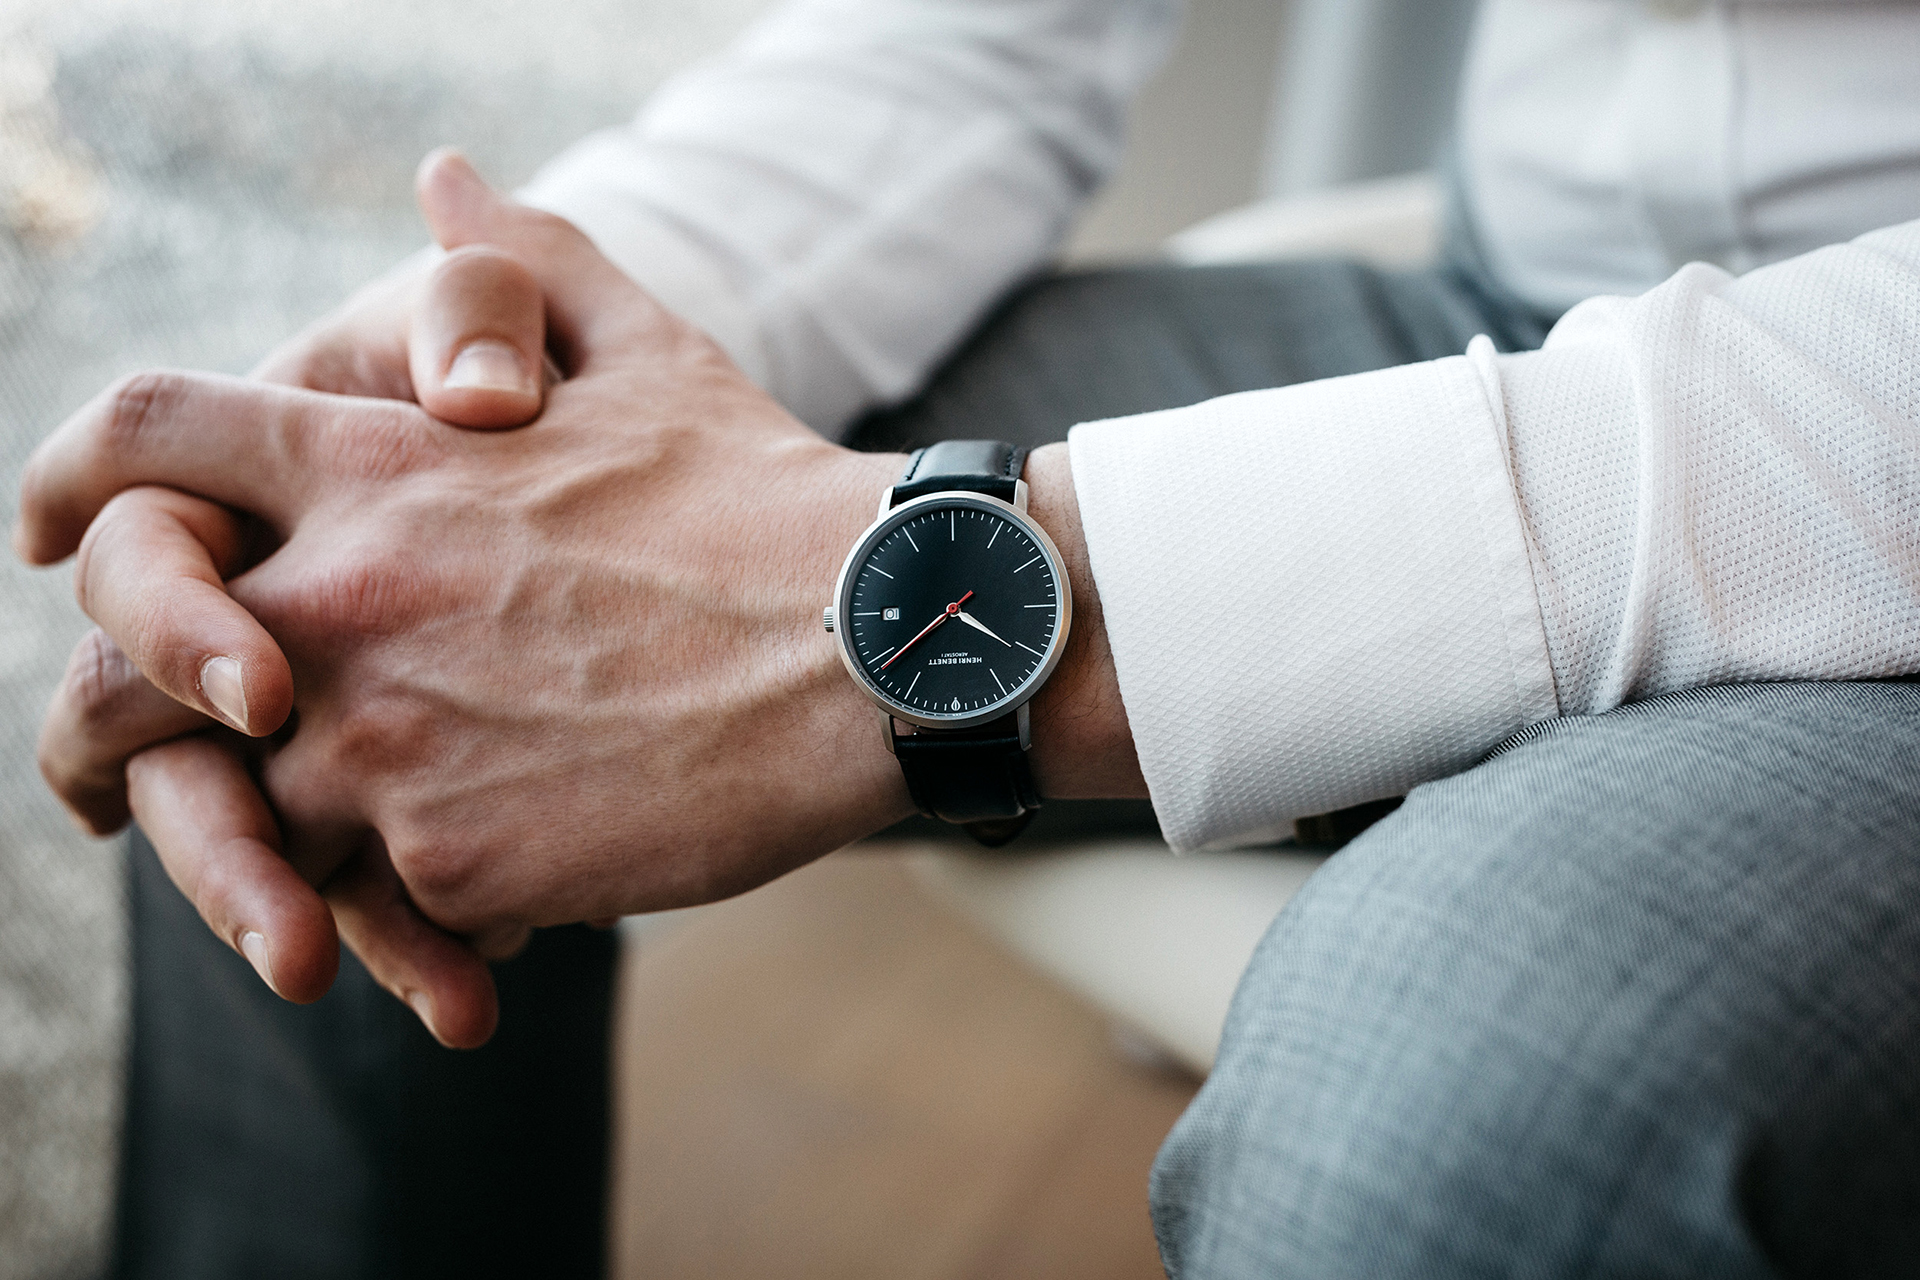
[0,0,1473,1275]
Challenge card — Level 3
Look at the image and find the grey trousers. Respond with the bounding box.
[1151,684,1920,1278]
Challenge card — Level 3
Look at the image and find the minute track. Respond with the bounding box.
[832,491,1069,730]
[826,443,1066,844]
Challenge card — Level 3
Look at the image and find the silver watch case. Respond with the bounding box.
[828,486,1073,733]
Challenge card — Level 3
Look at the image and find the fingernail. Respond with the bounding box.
[199,655,249,733]
[407,991,440,1042]
[240,930,279,996]
[444,340,537,397]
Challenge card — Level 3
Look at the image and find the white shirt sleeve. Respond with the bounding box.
[1070,218,1920,851]
[516,0,1181,436]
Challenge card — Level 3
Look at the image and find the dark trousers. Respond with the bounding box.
[115,833,616,1279]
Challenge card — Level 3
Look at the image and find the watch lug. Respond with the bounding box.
[877,485,895,517]
[881,711,898,755]
[1012,479,1028,511]
[1016,702,1031,751]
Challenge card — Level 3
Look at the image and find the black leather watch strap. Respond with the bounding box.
[886,440,1039,847]
[891,440,1026,507]
[892,714,1041,847]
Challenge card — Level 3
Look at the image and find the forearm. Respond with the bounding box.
[1503,220,1920,712]
[516,0,1182,435]
[1070,217,1920,851]
[1024,444,1147,800]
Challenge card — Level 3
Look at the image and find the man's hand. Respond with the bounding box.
[36,164,558,842]
[24,154,565,1044]
[17,157,930,1035]
[18,156,1143,1044]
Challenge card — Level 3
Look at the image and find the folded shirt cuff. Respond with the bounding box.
[1068,343,1559,852]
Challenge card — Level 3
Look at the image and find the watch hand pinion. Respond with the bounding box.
[881,589,974,670]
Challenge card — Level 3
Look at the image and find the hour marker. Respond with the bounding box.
[1013,555,1040,572]
[949,512,955,541]
[874,646,899,663]
[869,566,894,579]
[1023,603,1051,608]
[990,668,1006,695]
[855,611,882,617]
[987,524,1002,549]
[903,528,919,552]
[1016,641,1045,658]
[906,672,921,698]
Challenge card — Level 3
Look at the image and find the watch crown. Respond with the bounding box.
[822,606,835,633]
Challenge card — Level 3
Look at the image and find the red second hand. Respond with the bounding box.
[881,590,974,670]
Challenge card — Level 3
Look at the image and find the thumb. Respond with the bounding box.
[413,148,674,371]
[409,245,550,430]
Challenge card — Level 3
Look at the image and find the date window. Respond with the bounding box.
[883,607,900,621]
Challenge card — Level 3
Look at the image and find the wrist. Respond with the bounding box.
[1021,444,1146,800]
[799,439,1144,847]
[782,443,920,838]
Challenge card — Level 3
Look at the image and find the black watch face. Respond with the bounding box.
[839,495,1067,726]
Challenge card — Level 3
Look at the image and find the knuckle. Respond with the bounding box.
[391,838,480,921]
[38,634,144,831]
[313,558,391,638]
[313,694,440,812]
[331,404,448,482]
[62,629,141,730]
[291,549,420,640]
[100,369,185,450]
[336,690,429,758]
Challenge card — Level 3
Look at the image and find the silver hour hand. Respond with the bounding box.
[955,609,1013,647]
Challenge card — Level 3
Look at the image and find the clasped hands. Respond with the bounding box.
[14,153,935,1046]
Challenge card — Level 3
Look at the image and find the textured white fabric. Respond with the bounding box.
[1073,219,1920,850]
[515,0,1920,433]
[1460,0,1920,315]
[518,0,1180,435]
[1070,358,1560,848]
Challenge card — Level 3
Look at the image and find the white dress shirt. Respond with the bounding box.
[521,0,1920,851]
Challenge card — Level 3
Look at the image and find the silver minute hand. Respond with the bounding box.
[955,609,1013,647]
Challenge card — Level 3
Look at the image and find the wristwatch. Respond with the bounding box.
[823,440,1072,846]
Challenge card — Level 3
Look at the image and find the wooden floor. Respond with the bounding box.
[607,850,1200,1280]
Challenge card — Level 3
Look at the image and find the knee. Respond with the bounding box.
[1151,683,1920,1278]
[1148,847,1679,1278]
[1150,834,1755,1279]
